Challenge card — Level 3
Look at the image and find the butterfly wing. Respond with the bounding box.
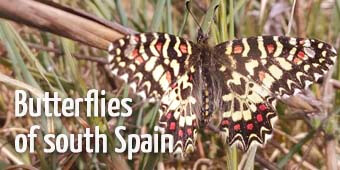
[214,36,337,150]
[108,33,199,156]
[157,71,198,156]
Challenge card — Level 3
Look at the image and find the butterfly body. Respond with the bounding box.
[186,43,221,126]
[107,32,337,157]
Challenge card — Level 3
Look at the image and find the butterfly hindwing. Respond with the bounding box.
[218,70,278,150]
[158,71,198,156]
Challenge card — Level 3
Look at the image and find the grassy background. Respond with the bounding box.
[0,0,339,169]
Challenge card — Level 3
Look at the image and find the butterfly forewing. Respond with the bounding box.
[214,36,337,149]
[108,32,200,156]
[108,33,195,99]
[216,36,337,97]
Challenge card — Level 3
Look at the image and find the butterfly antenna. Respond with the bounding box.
[185,0,205,42]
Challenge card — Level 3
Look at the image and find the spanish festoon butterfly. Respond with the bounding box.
[107,32,337,157]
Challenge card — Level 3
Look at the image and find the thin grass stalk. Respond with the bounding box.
[166,0,173,34]
[243,146,257,170]
[227,1,238,169]
[114,0,128,26]
[228,0,234,39]
[7,24,58,95]
[306,0,322,36]
[60,38,87,96]
[277,128,317,168]
[93,0,112,20]
[0,139,29,165]
[0,22,40,89]
[85,1,106,19]
[150,0,166,32]
[0,23,23,81]
[201,0,220,35]
[144,104,161,169]
[219,0,227,41]
[177,1,189,36]
[0,57,74,90]
[286,0,297,36]
[0,23,56,168]
[131,0,138,21]
[334,0,340,105]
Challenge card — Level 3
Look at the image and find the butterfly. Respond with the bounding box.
[107,32,337,157]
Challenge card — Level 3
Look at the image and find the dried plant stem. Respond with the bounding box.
[286,0,297,36]
[294,0,306,37]
[0,0,129,50]
[269,141,318,170]
[255,155,279,170]
[325,136,337,169]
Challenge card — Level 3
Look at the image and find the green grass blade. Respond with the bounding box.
[166,0,173,34]
[93,0,112,20]
[150,0,166,32]
[0,139,30,165]
[201,0,220,35]
[0,72,43,98]
[277,129,317,168]
[177,1,189,36]
[60,38,87,96]
[0,21,41,89]
[7,24,57,92]
[211,21,221,43]
[286,0,296,36]
[228,0,234,39]
[85,1,106,19]
[114,0,128,26]
[243,146,257,170]
[218,0,228,41]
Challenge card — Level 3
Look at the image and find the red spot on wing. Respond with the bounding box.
[259,104,267,111]
[256,114,263,122]
[166,71,172,83]
[266,44,275,54]
[187,128,192,136]
[246,123,254,130]
[221,119,230,126]
[132,49,144,63]
[166,112,172,120]
[136,56,144,63]
[179,44,188,54]
[293,57,302,64]
[132,49,139,58]
[297,51,305,59]
[258,71,266,81]
[234,124,241,131]
[171,83,177,89]
[178,129,183,137]
[233,45,243,54]
[299,40,305,45]
[156,42,162,52]
[193,121,197,127]
[134,36,140,42]
[189,75,193,81]
[169,122,176,131]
